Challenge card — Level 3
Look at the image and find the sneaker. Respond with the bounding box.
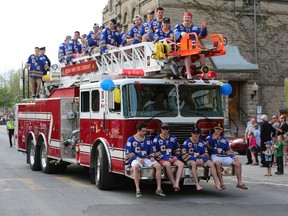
[136,190,142,198]
[275,172,283,175]
[155,189,166,197]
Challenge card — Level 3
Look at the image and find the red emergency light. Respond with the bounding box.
[198,71,217,80]
[118,69,145,77]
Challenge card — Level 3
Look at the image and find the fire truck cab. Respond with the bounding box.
[15,35,233,190]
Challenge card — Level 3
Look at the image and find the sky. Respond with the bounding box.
[0,0,108,74]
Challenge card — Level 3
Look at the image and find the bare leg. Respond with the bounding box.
[162,161,176,187]
[133,164,141,192]
[174,160,184,190]
[214,160,224,187]
[207,160,222,190]
[251,152,256,164]
[153,162,162,191]
[232,159,244,185]
[184,56,192,79]
[199,54,206,65]
[190,161,202,190]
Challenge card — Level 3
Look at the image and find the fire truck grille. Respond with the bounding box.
[168,123,196,146]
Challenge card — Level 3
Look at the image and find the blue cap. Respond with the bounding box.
[265,141,272,145]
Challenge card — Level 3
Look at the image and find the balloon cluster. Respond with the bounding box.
[100,78,115,91]
[220,83,232,96]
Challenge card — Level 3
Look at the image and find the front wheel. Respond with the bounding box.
[95,144,115,190]
[40,142,56,174]
[28,140,41,171]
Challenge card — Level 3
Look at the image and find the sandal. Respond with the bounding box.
[221,185,226,190]
[173,186,181,192]
[236,184,248,190]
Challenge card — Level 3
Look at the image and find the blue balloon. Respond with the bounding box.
[221,83,232,96]
[100,78,115,91]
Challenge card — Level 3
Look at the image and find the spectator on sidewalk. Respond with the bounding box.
[245,117,256,165]
[253,124,261,165]
[260,114,274,167]
[273,134,284,175]
[262,141,273,176]
[248,131,259,165]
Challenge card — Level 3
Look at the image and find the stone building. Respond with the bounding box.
[102,0,288,134]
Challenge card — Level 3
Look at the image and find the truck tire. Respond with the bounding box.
[28,140,41,171]
[95,144,115,190]
[40,142,56,174]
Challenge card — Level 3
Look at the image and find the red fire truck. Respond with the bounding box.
[14,34,233,190]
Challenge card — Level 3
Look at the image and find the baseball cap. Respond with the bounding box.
[191,127,202,134]
[39,47,45,51]
[214,123,223,130]
[116,22,122,27]
[66,35,72,40]
[265,141,272,145]
[147,9,155,14]
[93,23,99,28]
[134,15,142,20]
[161,123,170,130]
[162,17,170,23]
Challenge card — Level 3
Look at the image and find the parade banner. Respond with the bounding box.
[62,61,96,76]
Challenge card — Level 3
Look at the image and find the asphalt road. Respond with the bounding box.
[1,125,288,216]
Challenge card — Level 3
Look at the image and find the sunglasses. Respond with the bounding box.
[162,126,169,130]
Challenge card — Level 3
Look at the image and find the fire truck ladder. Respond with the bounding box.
[48,42,172,88]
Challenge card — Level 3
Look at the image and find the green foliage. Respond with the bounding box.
[0,69,23,109]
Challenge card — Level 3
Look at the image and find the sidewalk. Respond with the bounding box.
[241,163,288,186]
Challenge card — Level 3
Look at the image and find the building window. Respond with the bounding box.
[132,8,136,20]
[109,0,115,11]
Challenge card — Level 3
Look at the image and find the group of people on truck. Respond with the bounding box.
[56,7,208,79]
[125,122,248,197]
[25,47,51,98]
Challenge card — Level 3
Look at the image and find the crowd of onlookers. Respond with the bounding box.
[245,114,287,176]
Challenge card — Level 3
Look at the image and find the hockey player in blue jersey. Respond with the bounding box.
[142,7,164,42]
[99,18,122,54]
[125,122,166,197]
[66,31,82,64]
[174,12,208,80]
[182,126,222,191]
[58,35,71,64]
[205,124,248,190]
[152,123,184,192]
[132,9,155,44]
[120,15,143,46]
[153,17,174,42]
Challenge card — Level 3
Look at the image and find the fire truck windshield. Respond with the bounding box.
[122,83,223,118]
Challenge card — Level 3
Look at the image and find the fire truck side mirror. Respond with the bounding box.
[67,110,75,120]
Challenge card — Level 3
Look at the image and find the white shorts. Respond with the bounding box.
[131,159,156,169]
[211,155,233,165]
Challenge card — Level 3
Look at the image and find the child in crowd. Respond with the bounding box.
[262,141,273,176]
[273,134,284,174]
[248,131,259,165]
